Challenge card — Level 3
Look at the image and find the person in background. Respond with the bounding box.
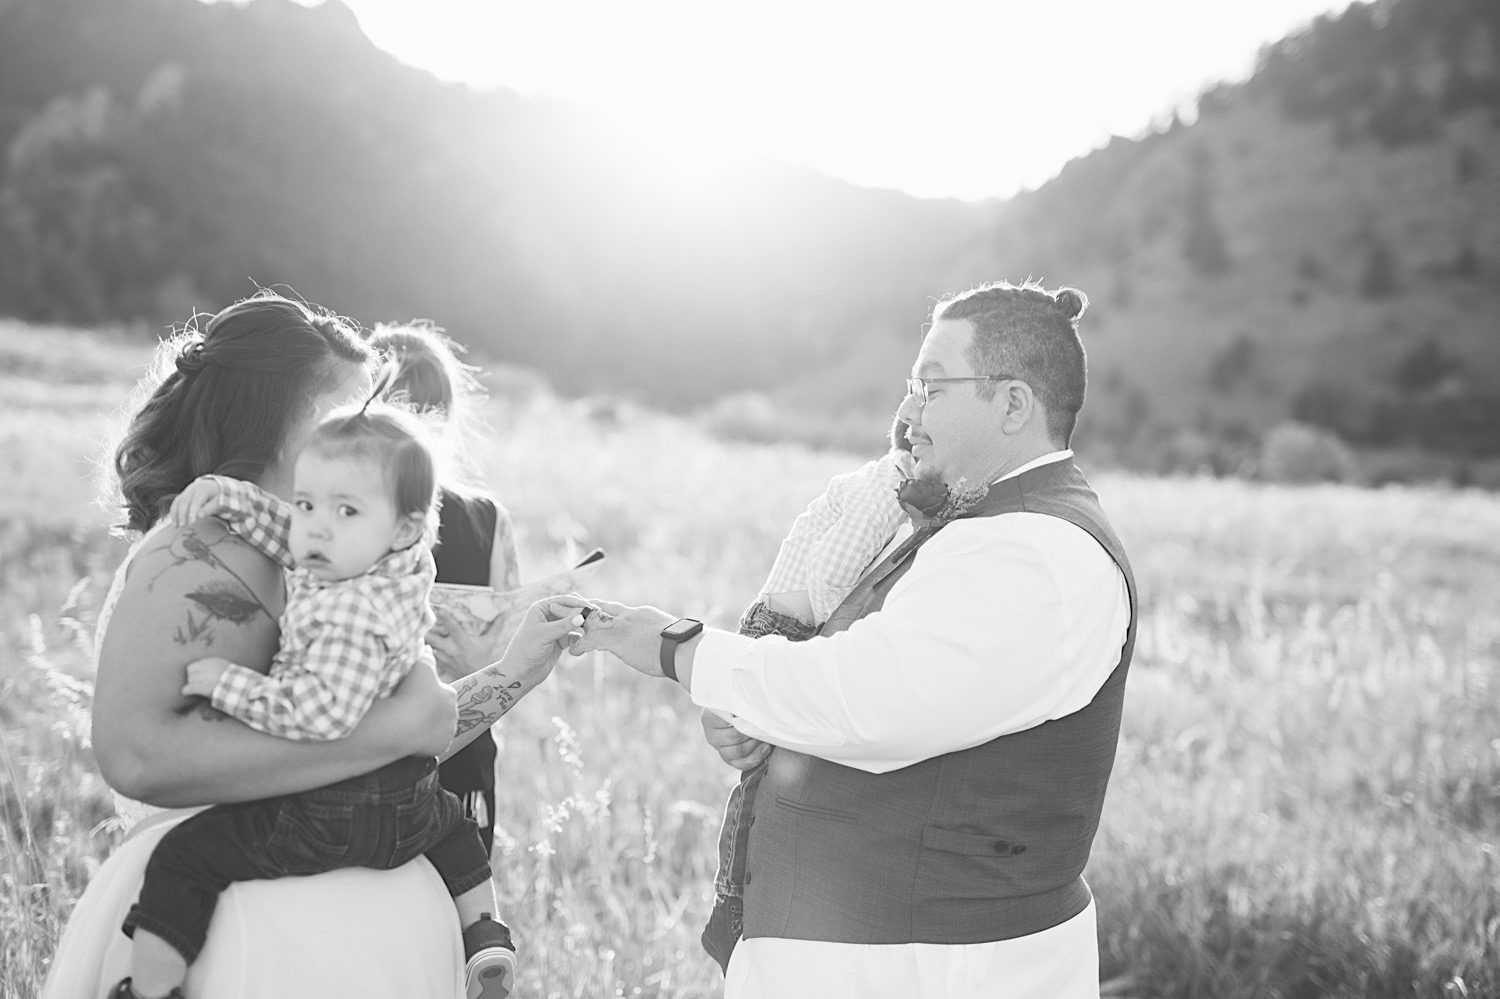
[369,320,520,854]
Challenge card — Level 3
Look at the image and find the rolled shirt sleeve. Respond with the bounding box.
[689,513,1130,774]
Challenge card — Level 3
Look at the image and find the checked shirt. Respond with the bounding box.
[759,450,911,623]
[199,475,437,742]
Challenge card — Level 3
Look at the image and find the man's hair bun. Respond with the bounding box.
[1054,287,1088,322]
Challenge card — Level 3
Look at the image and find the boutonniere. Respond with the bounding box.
[895,475,989,525]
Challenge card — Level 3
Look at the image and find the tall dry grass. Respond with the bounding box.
[3,322,1498,997]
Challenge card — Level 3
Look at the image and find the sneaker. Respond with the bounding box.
[462,915,517,999]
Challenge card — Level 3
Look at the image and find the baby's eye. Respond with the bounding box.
[294,499,313,512]
[337,504,359,517]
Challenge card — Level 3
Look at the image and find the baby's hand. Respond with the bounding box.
[169,477,223,526]
[182,656,233,698]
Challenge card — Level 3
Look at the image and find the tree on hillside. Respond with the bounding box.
[1181,149,1231,276]
[1393,336,1460,392]
[1360,235,1399,298]
[1208,334,1258,391]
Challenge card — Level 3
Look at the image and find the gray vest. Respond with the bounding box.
[740,458,1138,944]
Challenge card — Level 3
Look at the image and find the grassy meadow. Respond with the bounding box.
[2,320,1498,998]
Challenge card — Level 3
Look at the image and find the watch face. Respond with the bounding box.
[663,618,703,640]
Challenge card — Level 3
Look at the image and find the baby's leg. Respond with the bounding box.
[124,931,187,998]
[453,877,501,927]
[121,803,282,998]
[422,789,516,997]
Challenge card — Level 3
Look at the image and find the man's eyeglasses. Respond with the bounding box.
[904,375,1016,407]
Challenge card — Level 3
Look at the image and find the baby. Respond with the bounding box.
[702,416,924,971]
[115,402,518,999]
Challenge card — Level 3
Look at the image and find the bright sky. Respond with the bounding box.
[289,0,1355,201]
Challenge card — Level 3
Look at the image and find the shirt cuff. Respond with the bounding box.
[209,662,265,714]
[687,629,758,715]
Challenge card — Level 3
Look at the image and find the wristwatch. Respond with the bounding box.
[659,617,704,682]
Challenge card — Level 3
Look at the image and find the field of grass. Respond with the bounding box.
[3,320,1498,998]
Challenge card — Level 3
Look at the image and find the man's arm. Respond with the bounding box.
[576,516,1128,773]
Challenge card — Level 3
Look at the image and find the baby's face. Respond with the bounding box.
[289,450,410,581]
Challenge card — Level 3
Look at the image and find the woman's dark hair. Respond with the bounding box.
[111,292,372,533]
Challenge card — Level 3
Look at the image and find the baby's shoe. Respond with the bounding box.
[462,914,517,999]
[111,980,185,999]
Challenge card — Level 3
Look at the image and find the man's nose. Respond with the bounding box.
[896,390,921,427]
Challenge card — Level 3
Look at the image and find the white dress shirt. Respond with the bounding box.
[689,451,1130,999]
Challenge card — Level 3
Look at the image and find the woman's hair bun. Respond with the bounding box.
[174,339,208,374]
[1053,287,1088,322]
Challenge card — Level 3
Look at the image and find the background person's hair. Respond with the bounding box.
[367,320,489,488]
[932,280,1089,446]
[304,402,440,539]
[110,292,372,534]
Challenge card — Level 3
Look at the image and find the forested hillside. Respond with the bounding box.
[0,0,980,404]
[2,0,1497,473]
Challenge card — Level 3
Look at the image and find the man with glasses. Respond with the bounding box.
[573,280,1136,999]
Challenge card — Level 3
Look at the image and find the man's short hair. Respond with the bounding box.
[932,280,1089,445]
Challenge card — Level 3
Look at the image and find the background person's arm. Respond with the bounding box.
[91,520,449,808]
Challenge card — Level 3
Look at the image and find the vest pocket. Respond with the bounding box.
[921,825,1028,857]
[916,825,1030,902]
[773,795,858,823]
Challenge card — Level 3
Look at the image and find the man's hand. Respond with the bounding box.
[181,656,232,698]
[701,709,772,770]
[568,600,676,676]
[168,477,222,526]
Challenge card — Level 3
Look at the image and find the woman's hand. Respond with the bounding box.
[701,709,772,770]
[499,595,594,686]
[382,656,458,758]
[426,604,496,682]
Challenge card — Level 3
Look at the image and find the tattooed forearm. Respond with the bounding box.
[452,677,522,738]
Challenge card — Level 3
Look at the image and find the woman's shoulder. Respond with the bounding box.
[126,517,283,592]
[105,519,284,653]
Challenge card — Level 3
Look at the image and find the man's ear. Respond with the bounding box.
[999,380,1037,434]
[391,513,426,551]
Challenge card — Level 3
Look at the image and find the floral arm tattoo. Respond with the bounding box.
[451,671,524,741]
[134,526,276,721]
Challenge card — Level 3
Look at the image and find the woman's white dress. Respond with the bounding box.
[42,529,463,999]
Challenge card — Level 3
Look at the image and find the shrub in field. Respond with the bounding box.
[1259,421,1360,484]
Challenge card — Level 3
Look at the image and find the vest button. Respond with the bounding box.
[993,840,1010,853]
[744,872,752,884]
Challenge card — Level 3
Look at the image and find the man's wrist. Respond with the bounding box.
[659,617,705,681]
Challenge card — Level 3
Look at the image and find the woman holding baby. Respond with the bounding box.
[43,292,578,999]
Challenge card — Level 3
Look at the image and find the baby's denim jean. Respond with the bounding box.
[701,600,817,974]
[124,755,491,963]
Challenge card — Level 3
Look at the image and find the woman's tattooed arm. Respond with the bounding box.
[442,669,525,760]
